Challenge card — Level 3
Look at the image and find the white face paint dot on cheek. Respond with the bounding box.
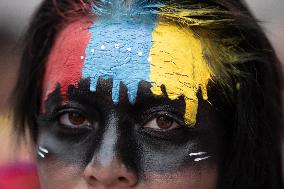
[189,152,207,156]
[194,156,211,162]
[38,151,45,158]
[189,152,211,162]
[38,146,49,159]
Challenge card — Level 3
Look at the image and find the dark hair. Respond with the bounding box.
[12,0,283,188]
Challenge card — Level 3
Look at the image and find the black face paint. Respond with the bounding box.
[37,78,222,181]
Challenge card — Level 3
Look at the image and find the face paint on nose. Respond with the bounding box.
[95,112,119,166]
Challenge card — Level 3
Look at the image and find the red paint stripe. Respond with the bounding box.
[41,19,93,110]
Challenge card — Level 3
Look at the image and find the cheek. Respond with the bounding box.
[36,127,97,188]
[135,130,219,173]
[38,162,88,189]
[37,115,101,165]
[141,165,218,189]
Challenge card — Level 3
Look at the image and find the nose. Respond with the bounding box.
[84,159,138,188]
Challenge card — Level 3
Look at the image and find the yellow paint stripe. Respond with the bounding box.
[149,20,212,126]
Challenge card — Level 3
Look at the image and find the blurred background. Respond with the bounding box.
[0,0,283,187]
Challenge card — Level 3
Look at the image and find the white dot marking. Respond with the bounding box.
[39,146,49,154]
[189,152,207,156]
[194,156,211,162]
[115,43,120,49]
[38,151,45,158]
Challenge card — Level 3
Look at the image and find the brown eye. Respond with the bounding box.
[59,112,91,127]
[69,113,86,125]
[156,116,174,129]
[144,115,180,130]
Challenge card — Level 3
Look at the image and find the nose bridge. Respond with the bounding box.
[95,111,120,166]
[84,111,138,187]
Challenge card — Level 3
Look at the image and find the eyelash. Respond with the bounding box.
[141,109,185,128]
[40,105,92,126]
[141,111,186,133]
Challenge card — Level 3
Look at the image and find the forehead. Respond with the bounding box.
[42,19,92,102]
[42,17,212,125]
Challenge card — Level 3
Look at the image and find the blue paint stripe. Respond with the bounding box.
[82,17,157,104]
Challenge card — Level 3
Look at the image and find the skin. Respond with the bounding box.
[37,19,224,189]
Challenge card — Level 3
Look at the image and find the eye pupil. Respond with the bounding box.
[156,116,173,129]
[68,113,86,125]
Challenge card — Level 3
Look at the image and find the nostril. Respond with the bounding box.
[118,177,127,182]
[90,175,97,181]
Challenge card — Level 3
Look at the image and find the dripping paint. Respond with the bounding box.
[82,17,156,104]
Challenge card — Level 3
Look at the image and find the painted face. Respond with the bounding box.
[38,17,223,189]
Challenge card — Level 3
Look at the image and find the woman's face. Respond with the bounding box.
[37,18,223,189]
